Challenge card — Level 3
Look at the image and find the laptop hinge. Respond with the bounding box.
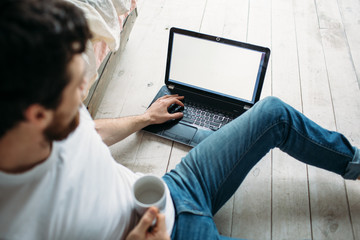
[168,84,175,90]
[244,105,251,110]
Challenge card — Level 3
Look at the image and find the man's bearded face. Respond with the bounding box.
[44,110,80,141]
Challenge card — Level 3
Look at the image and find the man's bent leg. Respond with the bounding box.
[164,96,359,236]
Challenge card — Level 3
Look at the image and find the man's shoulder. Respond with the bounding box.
[58,106,98,148]
[79,105,94,125]
[54,106,108,167]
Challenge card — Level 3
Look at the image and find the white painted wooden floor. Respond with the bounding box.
[92,0,360,239]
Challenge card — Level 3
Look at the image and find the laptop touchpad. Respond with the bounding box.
[163,123,197,144]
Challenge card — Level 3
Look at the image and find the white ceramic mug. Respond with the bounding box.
[132,175,167,216]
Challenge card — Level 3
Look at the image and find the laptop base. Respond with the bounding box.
[143,85,237,147]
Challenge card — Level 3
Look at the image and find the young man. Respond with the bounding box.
[0,0,359,239]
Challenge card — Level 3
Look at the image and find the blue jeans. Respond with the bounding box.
[162,97,360,239]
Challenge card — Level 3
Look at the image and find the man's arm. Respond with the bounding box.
[94,95,184,146]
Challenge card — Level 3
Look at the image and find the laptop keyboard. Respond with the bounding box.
[179,101,236,131]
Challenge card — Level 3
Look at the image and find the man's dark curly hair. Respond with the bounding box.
[0,0,92,137]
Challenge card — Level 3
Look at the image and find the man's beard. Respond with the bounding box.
[44,111,80,141]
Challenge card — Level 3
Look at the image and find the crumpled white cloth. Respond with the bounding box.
[67,0,131,51]
[64,0,132,100]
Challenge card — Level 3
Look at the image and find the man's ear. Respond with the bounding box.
[23,104,53,129]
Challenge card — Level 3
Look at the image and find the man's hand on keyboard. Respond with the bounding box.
[144,95,184,125]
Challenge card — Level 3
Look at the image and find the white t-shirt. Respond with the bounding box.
[0,107,175,240]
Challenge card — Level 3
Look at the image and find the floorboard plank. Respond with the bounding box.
[337,0,360,88]
[231,0,272,238]
[198,0,247,235]
[293,0,354,238]
[271,0,312,238]
[315,0,343,29]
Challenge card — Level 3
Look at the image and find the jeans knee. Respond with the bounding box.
[252,96,294,126]
[261,96,283,105]
[256,96,287,113]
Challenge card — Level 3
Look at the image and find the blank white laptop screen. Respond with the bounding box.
[169,33,264,103]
